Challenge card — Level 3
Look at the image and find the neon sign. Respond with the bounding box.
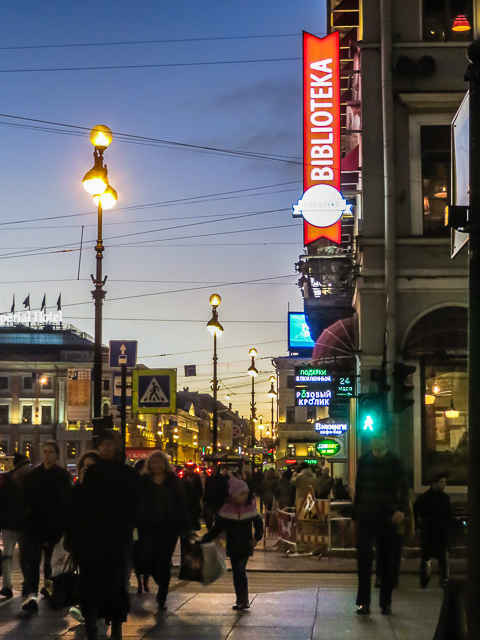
[316,439,341,457]
[0,311,62,327]
[296,389,332,407]
[297,31,341,245]
[315,422,348,436]
[295,367,332,383]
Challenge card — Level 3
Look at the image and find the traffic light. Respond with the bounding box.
[358,394,383,433]
[393,363,416,413]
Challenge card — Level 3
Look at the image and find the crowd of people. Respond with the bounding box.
[0,429,454,634]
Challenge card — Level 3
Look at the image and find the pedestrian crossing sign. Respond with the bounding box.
[132,369,176,414]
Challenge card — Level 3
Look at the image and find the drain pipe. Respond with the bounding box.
[381,0,397,423]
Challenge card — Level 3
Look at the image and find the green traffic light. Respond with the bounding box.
[363,415,374,431]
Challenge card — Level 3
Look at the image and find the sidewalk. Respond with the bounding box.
[0,581,443,640]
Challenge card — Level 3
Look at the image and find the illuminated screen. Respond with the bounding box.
[288,313,315,350]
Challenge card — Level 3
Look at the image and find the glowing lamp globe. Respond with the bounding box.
[82,168,108,195]
[209,293,222,307]
[93,185,118,209]
[90,124,113,148]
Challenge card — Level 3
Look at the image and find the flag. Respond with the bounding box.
[11,295,15,314]
[56,294,62,311]
[41,295,46,312]
[23,295,30,309]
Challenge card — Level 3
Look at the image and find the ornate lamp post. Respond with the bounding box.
[268,375,277,463]
[82,125,118,419]
[207,294,224,453]
[248,348,258,471]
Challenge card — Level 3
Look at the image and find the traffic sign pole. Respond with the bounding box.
[121,362,127,458]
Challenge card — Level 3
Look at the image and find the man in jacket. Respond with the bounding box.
[203,465,228,530]
[182,462,203,531]
[353,428,409,616]
[291,462,319,505]
[22,441,72,613]
[414,473,452,588]
[0,454,31,598]
[317,466,335,500]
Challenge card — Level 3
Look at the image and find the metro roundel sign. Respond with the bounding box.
[293,31,342,245]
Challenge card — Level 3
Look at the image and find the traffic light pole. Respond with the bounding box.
[120,362,127,459]
[466,41,480,640]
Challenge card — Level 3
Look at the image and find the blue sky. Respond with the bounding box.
[0,0,326,419]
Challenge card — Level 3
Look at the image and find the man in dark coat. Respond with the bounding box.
[182,462,203,530]
[414,472,452,588]
[203,465,228,530]
[72,430,141,640]
[22,441,72,613]
[353,428,409,616]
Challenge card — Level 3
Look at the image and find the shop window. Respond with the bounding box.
[0,376,9,390]
[287,444,296,457]
[307,444,315,457]
[23,376,33,391]
[22,441,32,457]
[22,405,33,424]
[286,406,296,424]
[0,405,9,424]
[0,440,7,454]
[423,0,473,42]
[422,362,467,485]
[421,126,451,237]
[66,442,78,459]
[41,405,52,425]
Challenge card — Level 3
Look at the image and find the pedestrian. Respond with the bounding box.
[0,454,31,599]
[140,451,190,610]
[414,472,452,588]
[290,462,319,505]
[317,466,335,500]
[71,430,141,640]
[353,428,409,616]
[132,458,150,595]
[251,469,264,511]
[22,441,72,613]
[203,465,228,531]
[260,468,278,525]
[182,461,203,531]
[200,476,263,611]
[275,470,295,510]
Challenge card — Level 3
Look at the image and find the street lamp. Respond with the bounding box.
[207,294,224,453]
[248,348,258,470]
[82,125,117,419]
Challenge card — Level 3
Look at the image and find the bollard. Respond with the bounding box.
[432,579,467,640]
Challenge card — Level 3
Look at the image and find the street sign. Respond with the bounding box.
[109,340,138,369]
[112,374,132,407]
[132,369,176,414]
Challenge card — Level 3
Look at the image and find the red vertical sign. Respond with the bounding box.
[303,31,341,245]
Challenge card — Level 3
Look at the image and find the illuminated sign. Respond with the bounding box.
[0,311,62,327]
[288,312,315,351]
[316,439,341,456]
[304,459,318,464]
[315,422,348,436]
[293,184,352,229]
[296,389,331,406]
[337,376,354,397]
[295,367,332,383]
[300,31,341,245]
[285,459,297,464]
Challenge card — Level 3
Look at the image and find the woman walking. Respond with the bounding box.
[140,451,190,610]
[200,476,263,610]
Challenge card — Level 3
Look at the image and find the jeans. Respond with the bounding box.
[230,556,249,604]
[420,542,449,587]
[2,530,28,589]
[356,516,397,609]
[26,536,56,595]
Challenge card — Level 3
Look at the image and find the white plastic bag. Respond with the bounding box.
[51,537,70,578]
[200,542,227,586]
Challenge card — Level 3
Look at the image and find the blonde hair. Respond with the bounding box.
[145,450,171,474]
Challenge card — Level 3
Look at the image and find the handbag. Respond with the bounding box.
[49,558,80,610]
[199,542,226,586]
[178,540,203,582]
[51,537,70,578]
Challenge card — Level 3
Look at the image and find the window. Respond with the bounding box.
[286,406,296,424]
[0,405,9,424]
[423,0,473,42]
[41,405,52,425]
[307,406,317,423]
[39,375,52,390]
[421,126,451,237]
[0,440,8,454]
[0,376,9,390]
[422,362,467,485]
[66,442,78,459]
[23,376,33,391]
[307,444,315,457]
[287,375,295,389]
[22,405,33,424]
[22,441,32,457]
[287,444,296,457]
[102,378,111,392]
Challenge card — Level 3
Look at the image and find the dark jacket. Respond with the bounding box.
[353,450,409,520]
[203,473,228,510]
[201,500,263,559]
[182,472,203,518]
[25,463,72,541]
[275,477,295,509]
[261,473,278,505]
[0,470,29,531]
[414,487,452,546]
[140,471,189,535]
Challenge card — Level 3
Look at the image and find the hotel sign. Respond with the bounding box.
[293,31,342,245]
[0,311,62,326]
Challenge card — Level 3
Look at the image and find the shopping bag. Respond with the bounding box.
[178,540,203,582]
[200,542,227,586]
[51,537,70,578]
[49,558,80,610]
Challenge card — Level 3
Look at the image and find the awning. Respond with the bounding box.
[311,316,357,364]
[403,306,467,359]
